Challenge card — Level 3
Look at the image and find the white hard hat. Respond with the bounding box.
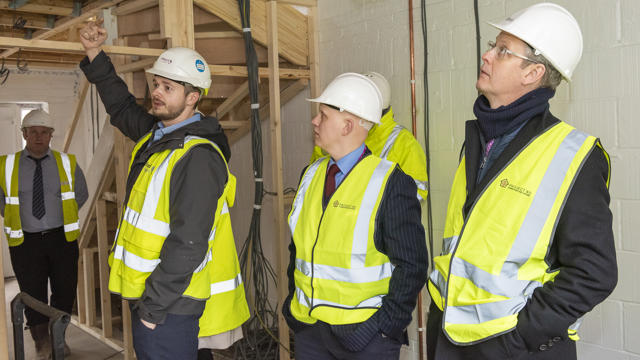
[488,2,583,81]
[22,109,54,131]
[146,47,212,95]
[307,72,383,124]
[363,71,391,109]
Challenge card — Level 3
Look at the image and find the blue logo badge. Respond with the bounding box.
[195,59,205,73]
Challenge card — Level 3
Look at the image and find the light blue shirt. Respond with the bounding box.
[148,113,201,147]
[329,143,366,188]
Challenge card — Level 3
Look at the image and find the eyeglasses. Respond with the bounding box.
[487,41,540,63]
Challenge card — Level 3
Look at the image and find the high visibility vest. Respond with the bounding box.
[427,122,608,344]
[0,150,80,246]
[310,107,428,201]
[109,133,230,301]
[198,172,250,337]
[288,155,396,325]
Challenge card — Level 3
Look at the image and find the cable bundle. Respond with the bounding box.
[233,1,282,359]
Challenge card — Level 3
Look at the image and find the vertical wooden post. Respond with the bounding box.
[267,2,289,359]
[83,248,97,327]
[307,4,321,117]
[95,199,113,338]
[76,245,87,325]
[0,236,8,360]
[159,0,195,48]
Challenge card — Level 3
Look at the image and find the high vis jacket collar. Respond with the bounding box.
[1,150,79,246]
[428,121,601,345]
[288,155,396,325]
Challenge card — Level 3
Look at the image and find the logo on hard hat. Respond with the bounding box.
[195,59,205,73]
[159,57,172,64]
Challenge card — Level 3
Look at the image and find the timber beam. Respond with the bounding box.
[0,0,74,16]
[0,36,164,56]
[0,0,126,58]
[111,0,158,16]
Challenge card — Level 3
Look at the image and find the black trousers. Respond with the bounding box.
[294,323,402,360]
[130,305,200,360]
[9,227,79,327]
[426,302,576,360]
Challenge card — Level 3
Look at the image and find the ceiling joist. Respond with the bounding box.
[110,0,158,16]
[0,0,127,58]
[0,36,164,56]
[0,0,73,16]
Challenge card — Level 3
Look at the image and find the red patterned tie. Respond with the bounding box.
[324,164,340,200]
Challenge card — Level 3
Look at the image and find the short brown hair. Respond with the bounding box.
[183,83,203,109]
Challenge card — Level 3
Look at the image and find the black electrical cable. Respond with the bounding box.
[474,0,481,79]
[232,0,284,359]
[0,58,9,85]
[420,0,434,272]
[16,49,28,73]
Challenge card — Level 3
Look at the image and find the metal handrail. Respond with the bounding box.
[10,292,70,360]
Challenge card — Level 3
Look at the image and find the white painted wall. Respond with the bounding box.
[315,0,639,359]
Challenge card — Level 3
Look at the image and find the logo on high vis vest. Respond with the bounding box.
[332,200,356,210]
[195,59,205,72]
[499,179,531,197]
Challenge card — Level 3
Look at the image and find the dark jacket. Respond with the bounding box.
[80,51,231,325]
[283,149,429,352]
[427,109,617,360]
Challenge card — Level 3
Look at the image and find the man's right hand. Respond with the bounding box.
[79,19,107,62]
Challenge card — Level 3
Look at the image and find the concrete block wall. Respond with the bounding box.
[316,0,639,359]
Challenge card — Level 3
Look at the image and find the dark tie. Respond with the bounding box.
[29,155,46,219]
[324,164,340,201]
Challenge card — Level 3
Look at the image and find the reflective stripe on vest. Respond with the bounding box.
[428,122,599,344]
[379,125,403,159]
[4,154,18,205]
[288,155,395,325]
[211,273,243,295]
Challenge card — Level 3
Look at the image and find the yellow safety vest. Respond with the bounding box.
[0,150,80,246]
[109,133,229,301]
[310,107,428,201]
[288,155,396,325]
[427,122,607,344]
[198,170,250,337]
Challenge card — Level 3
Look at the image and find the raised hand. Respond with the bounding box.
[79,18,107,62]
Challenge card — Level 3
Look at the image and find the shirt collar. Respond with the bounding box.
[22,148,52,159]
[157,112,201,132]
[152,113,201,144]
[329,143,366,175]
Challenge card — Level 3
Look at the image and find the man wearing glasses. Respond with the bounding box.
[426,3,617,359]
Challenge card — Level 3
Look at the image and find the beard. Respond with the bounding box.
[151,99,187,121]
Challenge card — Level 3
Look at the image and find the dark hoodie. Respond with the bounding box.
[81,52,231,324]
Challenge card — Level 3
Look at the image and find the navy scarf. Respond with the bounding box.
[473,87,555,140]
